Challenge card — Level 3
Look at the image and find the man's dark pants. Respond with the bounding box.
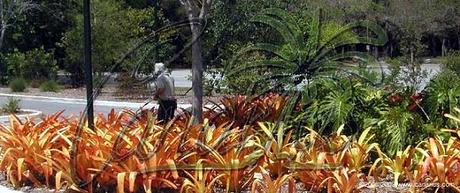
[158,99,177,122]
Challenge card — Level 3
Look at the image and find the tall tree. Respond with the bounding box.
[0,0,35,50]
[61,0,149,85]
[180,0,212,123]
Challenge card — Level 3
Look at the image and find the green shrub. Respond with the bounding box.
[9,78,27,92]
[446,51,460,75]
[40,80,60,92]
[2,50,27,82]
[1,97,21,114]
[422,69,460,127]
[3,48,58,82]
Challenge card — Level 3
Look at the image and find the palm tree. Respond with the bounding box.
[228,8,388,93]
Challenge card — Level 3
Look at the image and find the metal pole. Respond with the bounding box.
[83,0,94,129]
[153,0,160,61]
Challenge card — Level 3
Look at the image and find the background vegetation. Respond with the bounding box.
[0,0,459,86]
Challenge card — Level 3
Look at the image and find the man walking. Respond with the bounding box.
[153,63,177,122]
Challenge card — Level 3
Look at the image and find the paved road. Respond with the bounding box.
[0,96,136,116]
[170,69,192,87]
[0,93,193,117]
[1,69,194,116]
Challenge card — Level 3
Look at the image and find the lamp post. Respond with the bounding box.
[83,0,94,129]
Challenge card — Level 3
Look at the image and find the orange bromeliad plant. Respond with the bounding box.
[257,122,297,177]
[370,146,415,187]
[415,137,460,191]
[6,105,460,193]
[251,167,296,193]
[0,112,70,188]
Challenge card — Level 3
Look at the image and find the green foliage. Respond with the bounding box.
[290,73,440,156]
[39,80,60,92]
[61,0,150,85]
[8,78,27,92]
[374,106,415,156]
[223,51,274,94]
[2,48,58,81]
[1,98,21,114]
[422,69,460,127]
[22,48,58,80]
[445,51,460,75]
[1,50,27,81]
[294,75,386,135]
[228,8,388,94]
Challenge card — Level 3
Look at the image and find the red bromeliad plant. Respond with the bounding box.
[207,94,287,128]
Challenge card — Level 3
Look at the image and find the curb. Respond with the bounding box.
[0,93,222,111]
[0,109,42,124]
[0,93,194,109]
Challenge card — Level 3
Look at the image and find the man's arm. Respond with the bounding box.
[153,77,165,100]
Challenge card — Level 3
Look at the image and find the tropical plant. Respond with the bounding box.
[207,94,286,128]
[445,51,460,75]
[257,122,297,177]
[376,106,416,156]
[180,160,225,193]
[422,69,460,127]
[322,168,364,193]
[370,146,415,187]
[228,8,388,93]
[444,107,460,131]
[250,167,296,193]
[1,97,21,114]
[203,137,264,192]
[415,137,460,192]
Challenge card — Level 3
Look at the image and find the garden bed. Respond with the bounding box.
[0,94,458,193]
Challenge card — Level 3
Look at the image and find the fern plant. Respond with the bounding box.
[228,8,388,93]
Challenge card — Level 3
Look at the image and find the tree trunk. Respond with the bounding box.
[410,47,414,65]
[374,46,378,58]
[389,44,393,57]
[0,0,5,50]
[0,26,5,50]
[190,22,203,123]
[457,35,460,50]
[442,38,446,57]
[430,36,437,56]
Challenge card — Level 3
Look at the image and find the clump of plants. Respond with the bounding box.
[40,80,60,92]
[445,51,460,75]
[8,78,27,92]
[0,99,460,192]
[1,97,21,114]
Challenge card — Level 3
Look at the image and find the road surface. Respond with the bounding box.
[0,95,142,116]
